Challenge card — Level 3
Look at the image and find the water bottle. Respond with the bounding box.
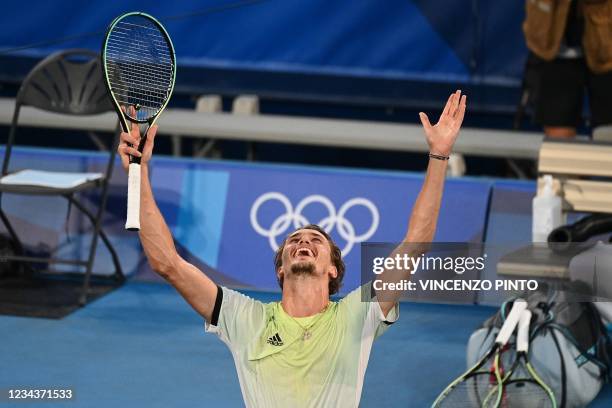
[532,175,564,242]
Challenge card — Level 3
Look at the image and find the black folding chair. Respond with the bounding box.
[0,49,124,305]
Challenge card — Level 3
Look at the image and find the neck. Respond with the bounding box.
[281,276,329,317]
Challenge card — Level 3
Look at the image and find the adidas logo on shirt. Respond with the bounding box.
[266,333,284,346]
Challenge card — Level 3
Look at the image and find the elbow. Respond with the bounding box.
[150,254,181,282]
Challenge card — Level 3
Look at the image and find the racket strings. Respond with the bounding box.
[105,15,174,122]
[108,35,171,52]
[113,21,164,32]
[500,380,555,408]
[106,69,172,93]
[105,48,172,69]
[436,372,502,407]
[496,359,555,408]
[105,35,172,63]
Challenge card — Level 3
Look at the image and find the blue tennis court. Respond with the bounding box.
[2,281,612,407]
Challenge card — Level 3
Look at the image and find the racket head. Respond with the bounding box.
[501,377,555,408]
[498,357,557,408]
[499,309,557,408]
[432,346,504,408]
[434,371,503,408]
[433,300,525,407]
[102,11,176,129]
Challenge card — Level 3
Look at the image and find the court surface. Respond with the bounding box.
[2,281,611,407]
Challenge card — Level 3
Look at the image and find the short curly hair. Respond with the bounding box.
[274,224,345,295]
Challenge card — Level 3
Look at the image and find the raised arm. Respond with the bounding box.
[377,90,466,316]
[118,123,218,322]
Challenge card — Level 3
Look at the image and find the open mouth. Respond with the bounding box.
[294,247,315,258]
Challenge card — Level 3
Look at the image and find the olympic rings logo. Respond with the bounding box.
[250,192,380,256]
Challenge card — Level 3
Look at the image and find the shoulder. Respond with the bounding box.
[213,286,269,322]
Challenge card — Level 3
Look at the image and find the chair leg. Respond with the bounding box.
[79,236,98,306]
[0,205,30,275]
[78,208,104,306]
[67,192,122,306]
[98,229,124,282]
[0,206,25,254]
[68,198,123,281]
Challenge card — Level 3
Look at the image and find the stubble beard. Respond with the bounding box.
[290,261,316,276]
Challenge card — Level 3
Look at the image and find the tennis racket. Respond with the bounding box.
[431,299,527,408]
[494,309,557,408]
[102,11,176,231]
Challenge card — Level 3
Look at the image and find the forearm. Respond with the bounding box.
[377,158,448,312]
[405,157,448,243]
[138,165,180,278]
[137,165,217,320]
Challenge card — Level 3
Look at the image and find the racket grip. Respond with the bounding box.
[517,309,532,353]
[125,163,141,231]
[495,298,527,345]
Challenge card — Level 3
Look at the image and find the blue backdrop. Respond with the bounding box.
[0,1,527,106]
[1,147,495,294]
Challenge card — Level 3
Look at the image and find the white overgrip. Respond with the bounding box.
[125,162,141,231]
[517,309,532,353]
[495,299,527,346]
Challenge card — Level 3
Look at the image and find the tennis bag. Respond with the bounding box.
[467,292,612,407]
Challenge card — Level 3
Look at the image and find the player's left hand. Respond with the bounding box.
[419,90,466,157]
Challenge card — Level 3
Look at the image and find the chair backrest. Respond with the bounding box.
[3,49,118,176]
[16,49,112,114]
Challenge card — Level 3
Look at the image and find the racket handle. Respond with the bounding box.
[125,162,141,231]
[517,309,532,353]
[495,298,527,345]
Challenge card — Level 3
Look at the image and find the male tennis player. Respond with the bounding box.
[118,90,466,407]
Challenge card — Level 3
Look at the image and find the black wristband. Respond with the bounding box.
[429,153,450,161]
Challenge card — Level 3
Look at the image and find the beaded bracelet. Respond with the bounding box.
[429,153,450,161]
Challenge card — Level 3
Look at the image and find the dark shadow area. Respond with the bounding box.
[0,271,123,319]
